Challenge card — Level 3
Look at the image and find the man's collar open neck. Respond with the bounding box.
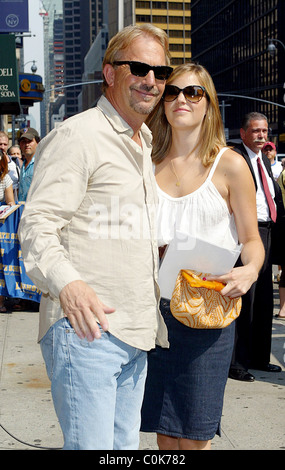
[106,94,145,132]
[243,142,261,158]
[23,154,35,167]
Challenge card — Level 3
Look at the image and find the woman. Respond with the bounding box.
[0,149,14,202]
[0,149,15,312]
[140,63,265,450]
[6,146,21,198]
[8,144,23,167]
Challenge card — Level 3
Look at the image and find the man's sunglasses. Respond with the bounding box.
[162,84,208,103]
[113,61,173,81]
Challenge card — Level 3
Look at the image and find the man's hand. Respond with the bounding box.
[59,280,115,341]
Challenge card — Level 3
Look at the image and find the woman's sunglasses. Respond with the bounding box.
[162,85,208,103]
[113,61,173,81]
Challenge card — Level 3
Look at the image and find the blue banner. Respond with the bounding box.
[0,204,41,302]
[0,0,29,33]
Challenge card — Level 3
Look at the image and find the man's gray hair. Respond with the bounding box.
[241,112,268,130]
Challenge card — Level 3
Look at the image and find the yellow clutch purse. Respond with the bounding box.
[170,269,241,329]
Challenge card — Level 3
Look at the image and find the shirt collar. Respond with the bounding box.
[23,155,35,168]
[244,143,261,160]
[97,95,153,147]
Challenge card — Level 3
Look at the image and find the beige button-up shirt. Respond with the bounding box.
[18,96,168,350]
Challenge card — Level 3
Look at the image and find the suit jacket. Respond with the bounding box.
[228,142,284,217]
[228,142,285,264]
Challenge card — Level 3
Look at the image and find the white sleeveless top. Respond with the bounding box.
[156,147,239,249]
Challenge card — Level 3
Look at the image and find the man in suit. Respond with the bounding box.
[228,111,282,381]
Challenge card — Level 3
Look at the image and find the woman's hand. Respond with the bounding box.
[206,264,259,298]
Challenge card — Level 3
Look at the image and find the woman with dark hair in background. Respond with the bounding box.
[0,149,15,312]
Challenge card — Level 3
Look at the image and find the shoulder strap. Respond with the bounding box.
[207,147,228,180]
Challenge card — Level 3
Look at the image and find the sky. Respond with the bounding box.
[23,0,45,130]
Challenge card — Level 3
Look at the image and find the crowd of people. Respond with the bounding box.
[0,128,40,312]
[0,128,40,203]
[1,24,285,451]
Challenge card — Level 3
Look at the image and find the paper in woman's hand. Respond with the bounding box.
[158,231,242,299]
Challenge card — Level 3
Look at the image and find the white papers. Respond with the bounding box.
[0,204,19,220]
[158,231,242,299]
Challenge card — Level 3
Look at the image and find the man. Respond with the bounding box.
[229,112,282,382]
[0,131,19,195]
[18,127,40,201]
[18,24,172,450]
[262,141,282,180]
[0,131,9,155]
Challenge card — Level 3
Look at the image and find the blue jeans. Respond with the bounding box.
[40,317,147,450]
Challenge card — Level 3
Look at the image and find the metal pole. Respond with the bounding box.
[217,93,285,109]
[12,116,15,145]
[221,100,225,126]
[118,0,124,31]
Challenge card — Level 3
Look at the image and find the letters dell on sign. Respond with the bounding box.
[0,69,13,77]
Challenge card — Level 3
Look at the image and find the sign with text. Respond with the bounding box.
[0,0,29,33]
[19,73,45,106]
[0,204,41,303]
[0,34,21,114]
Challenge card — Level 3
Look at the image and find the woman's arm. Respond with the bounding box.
[4,184,15,206]
[208,150,265,298]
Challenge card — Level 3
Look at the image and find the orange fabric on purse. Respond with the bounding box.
[170,269,241,329]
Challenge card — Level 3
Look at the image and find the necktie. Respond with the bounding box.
[257,157,277,222]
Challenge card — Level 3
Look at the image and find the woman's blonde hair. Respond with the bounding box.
[102,24,171,93]
[147,62,226,166]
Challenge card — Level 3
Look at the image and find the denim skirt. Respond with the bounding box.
[141,298,235,441]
